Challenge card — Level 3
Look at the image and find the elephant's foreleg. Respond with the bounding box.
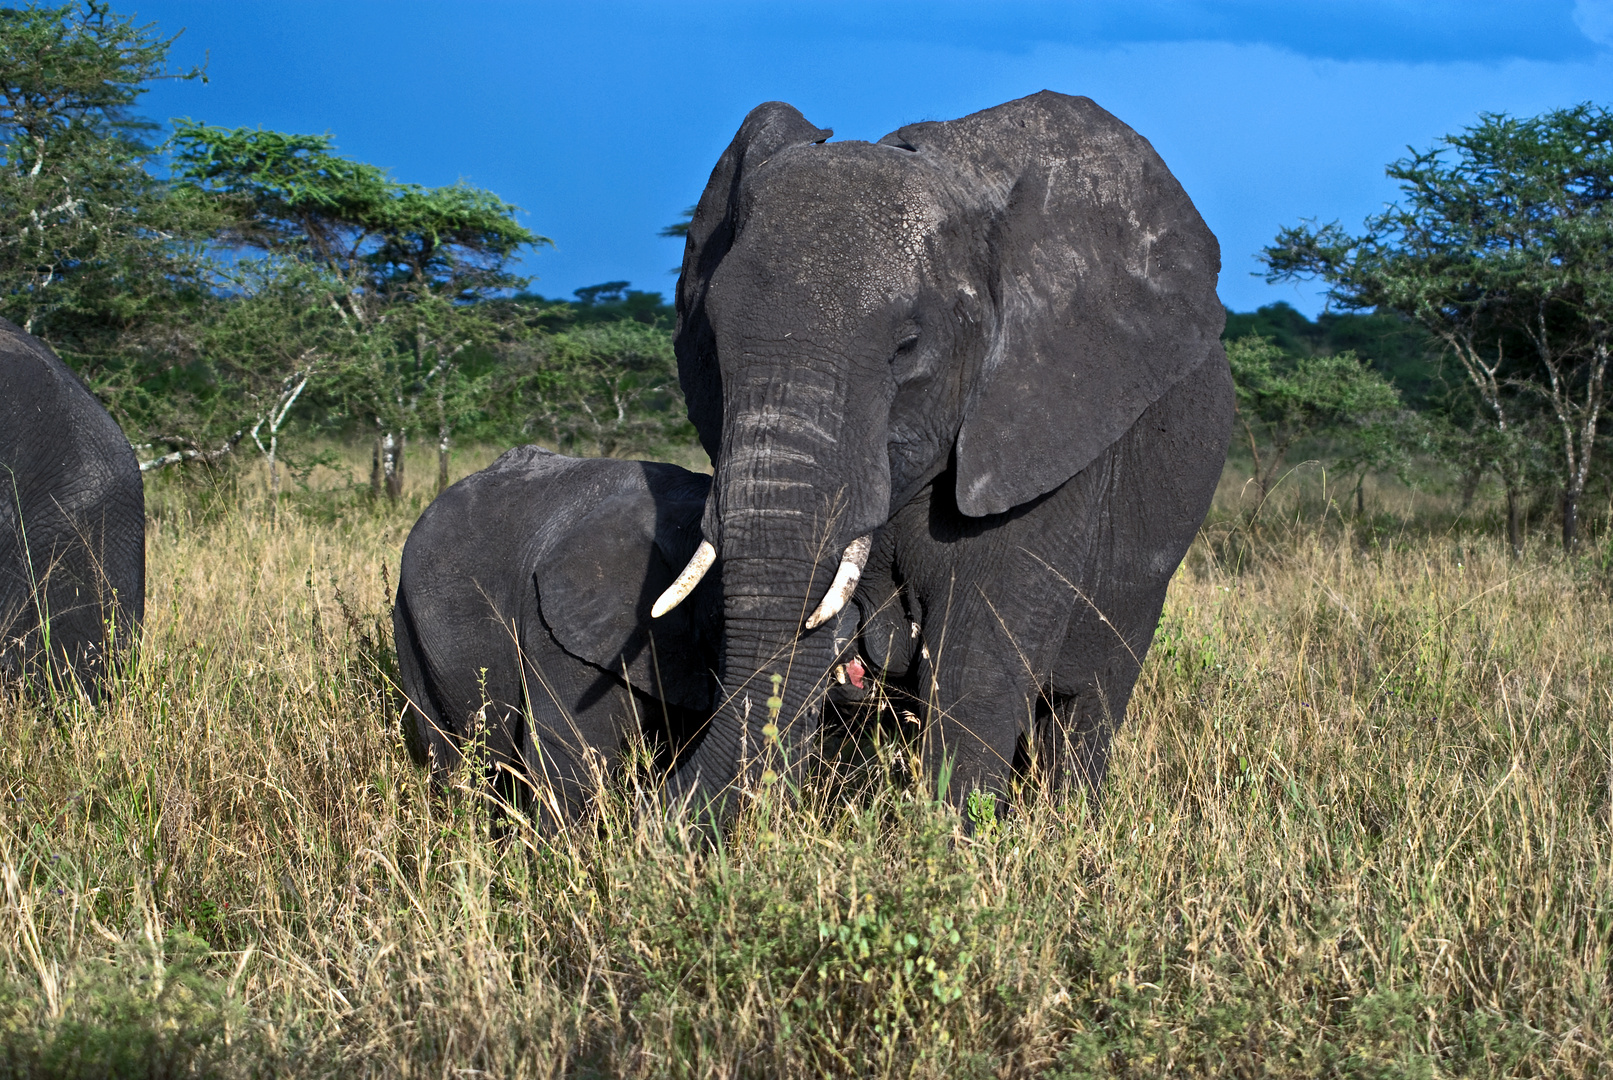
[1042,353,1235,804]
[885,488,1091,807]
[909,578,1078,807]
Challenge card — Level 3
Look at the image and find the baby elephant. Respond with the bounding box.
[394,447,726,826]
[395,446,873,827]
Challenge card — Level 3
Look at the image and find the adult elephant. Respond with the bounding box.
[394,447,865,828]
[0,318,144,699]
[656,91,1233,815]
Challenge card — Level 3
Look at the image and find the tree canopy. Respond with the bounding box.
[170,122,547,308]
[0,1,204,338]
[1225,334,1403,506]
[1265,104,1613,552]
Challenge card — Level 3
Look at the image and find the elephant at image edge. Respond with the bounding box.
[393,446,865,827]
[0,318,144,698]
[663,91,1234,812]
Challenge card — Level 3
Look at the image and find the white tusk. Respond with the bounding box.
[804,534,872,631]
[652,540,716,618]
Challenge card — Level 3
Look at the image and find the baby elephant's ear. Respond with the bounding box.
[536,491,713,711]
[924,92,1226,517]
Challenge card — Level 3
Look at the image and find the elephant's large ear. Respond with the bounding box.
[535,474,715,711]
[675,102,833,464]
[897,93,1225,518]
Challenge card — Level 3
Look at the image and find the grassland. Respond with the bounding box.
[1,448,1610,1078]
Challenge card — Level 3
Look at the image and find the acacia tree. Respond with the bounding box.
[0,2,205,344]
[169,122,547,500]
[1265,105,1613,554]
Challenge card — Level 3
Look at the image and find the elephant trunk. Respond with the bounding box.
[675,558,842,816]
[673,352,889,818]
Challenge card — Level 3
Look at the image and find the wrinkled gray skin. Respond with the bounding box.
[671,91,1234,816]
[0,318,144,699]
[393,447,862,827]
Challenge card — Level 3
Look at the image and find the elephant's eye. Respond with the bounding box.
[894,333,919,356]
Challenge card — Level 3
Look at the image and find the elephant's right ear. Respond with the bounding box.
[675,102,832,463]
[535,483,716,712]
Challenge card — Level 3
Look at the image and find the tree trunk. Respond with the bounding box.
[1563,489,1579,554]
[1459,464,1482,512]
[1506,485,1524,560]
[1354,470,1366,516]
[382,432,404,503]
[370,436,383,499]
[268,433,281,523]
[437,425,450,494]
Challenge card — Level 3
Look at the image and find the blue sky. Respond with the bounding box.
[132,1,1613,316]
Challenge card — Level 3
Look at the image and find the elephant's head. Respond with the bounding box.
[660,91,1223,812]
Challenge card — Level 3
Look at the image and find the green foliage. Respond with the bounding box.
[158,120,560,491]
[1226,334,1403,504]
[0,1,206,339]
[116,259,346,449]
[514,282,676,330]
[0,1,189,142]
[1265,103,1613,549]
[0,929,242,1077]
[1223,302,1439,409]
[659,205,695,239]
[0,2,693,477]
[502,317,689,456]
[616,799,1011,1074]
[170,121,547,305]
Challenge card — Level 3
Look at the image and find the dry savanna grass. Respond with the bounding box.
[1,450,1610,1078]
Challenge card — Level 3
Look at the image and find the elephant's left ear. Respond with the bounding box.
[936,92,1226,517]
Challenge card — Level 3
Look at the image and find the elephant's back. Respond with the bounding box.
[417,447,708,559]
[401,448,667,612]
[0,320,141,520]
[0,319,144,652]
[418,448,627,555]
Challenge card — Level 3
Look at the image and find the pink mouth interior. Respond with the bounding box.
[846,657,866,690]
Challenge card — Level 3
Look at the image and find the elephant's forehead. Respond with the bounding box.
[741,148,943,245]
[732,148,943,329]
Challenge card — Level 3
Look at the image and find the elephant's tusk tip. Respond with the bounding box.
[804,568,860,629]
[652,539,716,618]
[803,534,872,631]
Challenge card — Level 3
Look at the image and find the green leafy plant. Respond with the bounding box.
[1226,333,1402,507]
[0,930,243,1077]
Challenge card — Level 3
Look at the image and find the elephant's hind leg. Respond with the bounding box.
[392,590,449,770]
